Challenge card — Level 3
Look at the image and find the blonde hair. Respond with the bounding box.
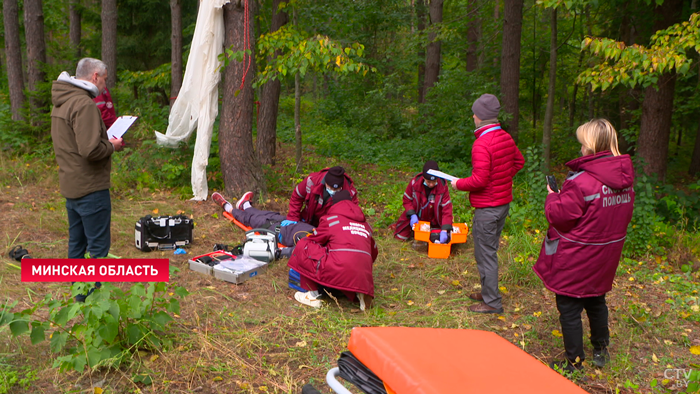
[576,118,621,156]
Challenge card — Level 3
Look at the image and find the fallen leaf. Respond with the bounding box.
[150,355,159,362]
[94,388,103,394]
[511,323,519,328]
[533,311,542,317]
[153,208,159,214]
[523,324,532,330]
[391,288,398,291]
[407,300,414,306]
[296,341,307,347]
[552,330,563,337]
[498,316,506,321]
[652,353,659,363]
[437,290,446,295]
[213,376,223,381]
[451,280,460,286]
[690,346,700,355]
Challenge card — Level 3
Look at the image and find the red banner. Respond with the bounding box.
[21,259,170,282]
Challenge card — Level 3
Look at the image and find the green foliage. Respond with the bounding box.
[0,279,188,372]
[624,169,667,257]
[0,362,37,394]
[507,147,549,234]
[578,12,700,91]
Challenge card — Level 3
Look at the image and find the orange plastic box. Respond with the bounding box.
[412,221,431,242]
[427,242,451,259]
[345,327,589,394]
[416,222,469,259]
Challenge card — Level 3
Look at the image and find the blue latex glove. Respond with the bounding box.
[281,220,297,227]
[409,214,419,227]
[439,230,448,244]
[174,248,187,255]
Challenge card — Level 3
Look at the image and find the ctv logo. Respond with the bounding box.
[664,369,695,388]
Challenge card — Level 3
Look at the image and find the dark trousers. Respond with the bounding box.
[555,293,609,364]
[230,207,314,246]
[66,189,111,259]
[472,204,509,309]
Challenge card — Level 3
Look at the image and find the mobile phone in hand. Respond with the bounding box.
[546,175,559,193]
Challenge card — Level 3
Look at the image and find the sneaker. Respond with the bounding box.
[592,348,610,368]
[549,360,583,375]
[294,291,322,308]
[357,293,366,311]
[211,192,229,209]
[236,191,254,210]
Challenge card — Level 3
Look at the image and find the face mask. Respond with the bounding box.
[326,188,337,196]
[423,181,433,188]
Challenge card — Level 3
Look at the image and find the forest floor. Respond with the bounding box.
[0,145,699,394]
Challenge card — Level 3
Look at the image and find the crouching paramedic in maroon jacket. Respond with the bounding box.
[288,190,378,310]
[451,94,524,314]
[534,119,635,374]
[286,166,359,227]
[394,160,453,243]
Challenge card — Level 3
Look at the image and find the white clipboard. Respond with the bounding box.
[107,116,138,139]
[427,169,459,182]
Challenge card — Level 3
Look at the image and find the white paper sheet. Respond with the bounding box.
[107,116,138,139]
[427,169,459,182]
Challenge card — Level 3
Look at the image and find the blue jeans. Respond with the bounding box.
[65,189,111,259]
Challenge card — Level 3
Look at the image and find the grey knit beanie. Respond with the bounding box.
[471,94,501,120]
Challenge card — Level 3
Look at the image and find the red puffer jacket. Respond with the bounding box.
[394,174,453,240]
[288,200,378,297]
[455,123,524,208]
[533,151,635,298]
[287,168,359,226]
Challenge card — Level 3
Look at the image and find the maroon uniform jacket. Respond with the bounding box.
[394,173,453,240]
[288,200,378,297]
[455,123,524,208]
[533,151,635,298]
[287,168,359,226]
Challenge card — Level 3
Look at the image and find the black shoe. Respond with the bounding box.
[592,348,610,368]
[301,384,322,394]
[549,360,583,375]
[8,246,30,262]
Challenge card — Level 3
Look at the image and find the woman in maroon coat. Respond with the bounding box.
[394,160,453,244]
[534,119,635,374]
[288,190,378,310]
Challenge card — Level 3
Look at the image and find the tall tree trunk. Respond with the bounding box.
[423,0,443,100]
[24,0,48,112]
[568,51,584,128]
[3,0,26,121]
[689,122,700,175]
[417,0,426,103]
[256,0,288,166]
[542,8,556,174]
[170,0,182,107]
[101,0,117,89]
[294,72,302,173]
[638,74,676,182]
[637,0,683,182]
[499,0,524,143]
[221,0,265,196]
[293,8,302,173]
[69,0,81,59]
[465,0,480,72]
[493,0,499,68]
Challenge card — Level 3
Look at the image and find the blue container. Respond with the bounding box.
[288,268,306,292]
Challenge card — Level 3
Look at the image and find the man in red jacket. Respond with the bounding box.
[288,190,378,310]
[394,160,453,244]
[452,94,524,314]
[286,166,359,227]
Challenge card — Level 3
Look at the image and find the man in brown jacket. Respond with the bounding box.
[51,58,123,260]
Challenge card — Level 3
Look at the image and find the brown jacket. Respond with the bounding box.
[51,78,114,199]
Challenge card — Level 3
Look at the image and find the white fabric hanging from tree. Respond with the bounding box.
[155,0,230,201]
